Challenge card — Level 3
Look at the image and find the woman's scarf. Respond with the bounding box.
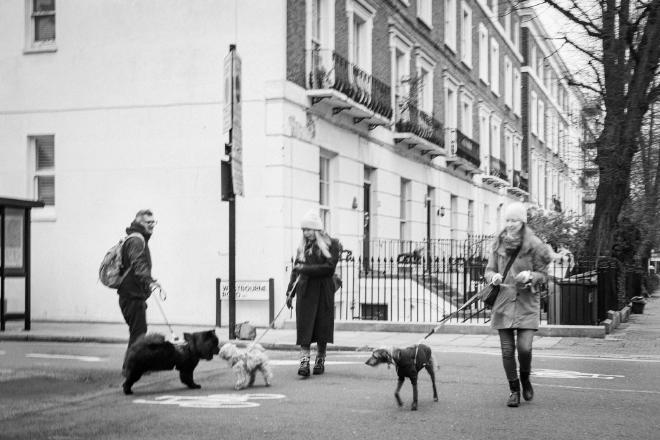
[501,228,523,253]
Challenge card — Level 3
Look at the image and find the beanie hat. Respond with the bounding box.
[504,202,527,223]
[300,209,323,230]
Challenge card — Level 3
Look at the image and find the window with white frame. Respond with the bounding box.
[400,178,411,242]
[319,154,331,230]
[530,91,538,135]
[417,54,434,114]
[444,73,459,129]
[478,23,489,84]
[504,129,513,177]
[513,68,521,116]
[460,91,473,138]
[490,38,499,95]
[308,0,335,87]
[529,44,537,76]
[460,2,472,67]
[26,0,56,51]
[513,18,520,50]
[538,100,545,141]
[467,199,474,234]
[538,162,545,207]
[479,105,490,161]
[490,115,501,159]
[504,56,512,108]
[391,31,412,115]
[504,7,511,40]
[417,0,432,27]
[30,135,55,206]
[513,137,522,172]
[444,0,457,52]
[347,0,374,73]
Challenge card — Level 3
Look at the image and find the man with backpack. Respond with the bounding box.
[117,209,161,371]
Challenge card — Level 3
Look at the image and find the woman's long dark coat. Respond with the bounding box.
[287,238,341,346]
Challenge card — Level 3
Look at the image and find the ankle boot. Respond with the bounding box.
[313,356,325,375]
[507,380,520,407]
[520,371,534,401]
[298,356,310,377]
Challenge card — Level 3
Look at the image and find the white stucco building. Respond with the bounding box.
[0,0,586,326]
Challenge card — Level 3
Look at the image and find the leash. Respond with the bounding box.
[151,286,182,343]
[422,292,483,340]
[245,276,300,351]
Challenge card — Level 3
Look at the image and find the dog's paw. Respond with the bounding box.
[122,385,133,395]
[434,396,438,402]
[410,402,418,411]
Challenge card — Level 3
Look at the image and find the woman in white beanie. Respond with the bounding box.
[484,201,552,407]
[285,209,342,377]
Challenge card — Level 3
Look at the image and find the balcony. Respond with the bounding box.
[507,170,530,197]
[481,156,509,188]
[307,48,392,129]
[445,129,481,173]
[393,99,446,158]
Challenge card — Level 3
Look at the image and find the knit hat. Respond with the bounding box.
[504,202,527,223]
[300,209,323,230]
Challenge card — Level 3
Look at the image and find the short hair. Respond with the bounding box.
[134,209,154,221]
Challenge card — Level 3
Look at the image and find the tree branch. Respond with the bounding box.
[541,0,604,37]
[560,35,603,63]
[567,77,604,96]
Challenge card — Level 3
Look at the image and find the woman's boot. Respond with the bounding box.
[520,371,534,401]
[313,356,325,375]
[298,356,310,377]
[507,380,520,407]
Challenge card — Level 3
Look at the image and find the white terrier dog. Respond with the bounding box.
[218,342,273,390]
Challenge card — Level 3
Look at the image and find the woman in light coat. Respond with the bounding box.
[286,209,341,377]
[485,202,552,407]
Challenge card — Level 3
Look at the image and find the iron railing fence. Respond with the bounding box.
[328,248,635,326]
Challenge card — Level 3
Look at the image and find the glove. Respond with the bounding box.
[285,294,293,309]
[491,273,503,286]
[515,271,532,284]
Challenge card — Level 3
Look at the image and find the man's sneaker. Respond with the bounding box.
[298,356,310,377]
[313,357,325,375]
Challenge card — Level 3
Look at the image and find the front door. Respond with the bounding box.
[362,181,371,273]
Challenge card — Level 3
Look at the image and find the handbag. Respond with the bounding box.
[480,246,521,308]
[332,273,342,292]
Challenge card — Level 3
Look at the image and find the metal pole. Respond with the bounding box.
[227,44,237,341]
[215,278,222,327]
[1,207,5,331]
[24,208,31,331]
[268,278,275,328]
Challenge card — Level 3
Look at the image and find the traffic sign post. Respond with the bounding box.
[222,44,243,340]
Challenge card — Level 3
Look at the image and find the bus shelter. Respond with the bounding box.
[1,197,44,331]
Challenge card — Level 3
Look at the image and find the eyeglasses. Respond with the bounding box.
[145,220,158,226]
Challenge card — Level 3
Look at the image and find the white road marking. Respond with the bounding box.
[537,383,660,395]
[134,393,286,409]
[532,368,624,380]
[26,353,104,363]
[269,360,363,366]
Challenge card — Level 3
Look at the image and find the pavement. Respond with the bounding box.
[2,291,659,359]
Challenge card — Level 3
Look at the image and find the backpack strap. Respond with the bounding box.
[121,232,146,273]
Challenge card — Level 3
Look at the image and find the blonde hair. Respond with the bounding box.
[296,230,332,262]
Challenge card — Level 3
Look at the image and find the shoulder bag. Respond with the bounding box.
[480,246,521,308]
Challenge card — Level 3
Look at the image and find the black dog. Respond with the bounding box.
[122,330,220,395]
[365,344,438,410]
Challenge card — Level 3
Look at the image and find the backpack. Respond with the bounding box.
[98,232,145,288]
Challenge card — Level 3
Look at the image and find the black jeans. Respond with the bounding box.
[119,296,147,348]
[498,329,535,382]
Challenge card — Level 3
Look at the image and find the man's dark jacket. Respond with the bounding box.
[118,222,154,300]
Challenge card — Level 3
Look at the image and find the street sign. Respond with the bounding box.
[223,45,243,196]
[219,280,269,301]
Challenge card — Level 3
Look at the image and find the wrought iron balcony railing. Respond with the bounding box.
[395,99,444,147]
[489,156,508,181]
[308,48,392,119]
[455,130,481,169]
[512,170,529,192]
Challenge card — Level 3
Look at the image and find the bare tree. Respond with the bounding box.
[521,0,660,257]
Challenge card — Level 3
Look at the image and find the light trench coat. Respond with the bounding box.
[485,227,552,330]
